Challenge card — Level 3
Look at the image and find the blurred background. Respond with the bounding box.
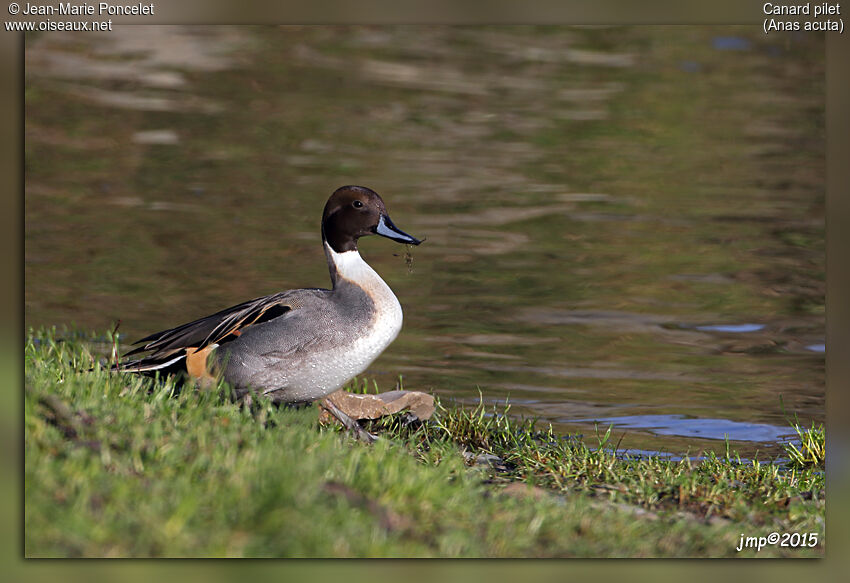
[24,25,824,459]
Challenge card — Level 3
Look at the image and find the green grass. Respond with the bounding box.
[783,422,825,470]
[25,329,824,557]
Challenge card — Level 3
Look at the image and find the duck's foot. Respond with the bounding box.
[320,399,379,444]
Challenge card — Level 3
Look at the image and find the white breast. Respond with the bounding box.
[328,245,404,365]
[259,246,403,401]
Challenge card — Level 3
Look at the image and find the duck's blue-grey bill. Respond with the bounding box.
[376,215,422,245]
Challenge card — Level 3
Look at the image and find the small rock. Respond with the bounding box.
[462,450,508,470]
[501,482,550,501]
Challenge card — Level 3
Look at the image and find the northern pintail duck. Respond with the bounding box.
[117,186,421,406]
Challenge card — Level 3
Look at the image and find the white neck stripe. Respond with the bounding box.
[326,243,380,287]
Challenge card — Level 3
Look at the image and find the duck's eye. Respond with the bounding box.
[352,200,364,209]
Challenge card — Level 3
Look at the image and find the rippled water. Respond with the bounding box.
[25,26,824,457]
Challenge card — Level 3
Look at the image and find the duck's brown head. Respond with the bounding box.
[321,185,421,253]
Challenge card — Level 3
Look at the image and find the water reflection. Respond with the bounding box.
[693,324,765,333]
[712,36,752,51]
[571,414,795,444]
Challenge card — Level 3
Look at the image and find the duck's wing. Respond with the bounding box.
[115,290,311,373]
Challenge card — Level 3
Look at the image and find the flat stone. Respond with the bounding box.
[319,389,435,424]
